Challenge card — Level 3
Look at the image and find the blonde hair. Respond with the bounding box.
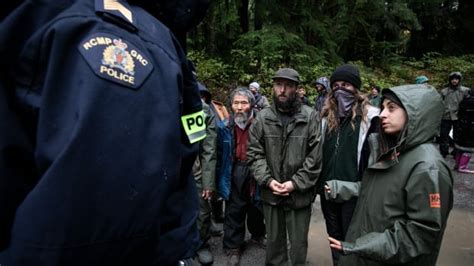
[322,90,370,134]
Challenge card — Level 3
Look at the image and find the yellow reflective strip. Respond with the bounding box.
[104,0,133,23]
[181,110,206,144]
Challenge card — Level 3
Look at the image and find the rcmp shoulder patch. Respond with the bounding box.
[78,33,153,90]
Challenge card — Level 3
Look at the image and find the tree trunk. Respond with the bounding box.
[237,0,249,33]
[254,0,263,30]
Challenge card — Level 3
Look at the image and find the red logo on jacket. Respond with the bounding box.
[429,193,441,208]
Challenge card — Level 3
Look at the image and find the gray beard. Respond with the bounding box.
[234,111,251,129]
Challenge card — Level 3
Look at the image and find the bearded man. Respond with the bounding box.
[248,68,322,265]
[439,72,470,158]
[223,88,266,266]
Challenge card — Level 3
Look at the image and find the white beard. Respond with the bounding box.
[234,111,252,129]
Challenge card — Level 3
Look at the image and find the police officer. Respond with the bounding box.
[0,0,208,265]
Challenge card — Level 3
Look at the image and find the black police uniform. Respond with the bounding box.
[0,0,205,265]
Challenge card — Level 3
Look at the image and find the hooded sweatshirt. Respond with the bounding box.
[314,77,330,113]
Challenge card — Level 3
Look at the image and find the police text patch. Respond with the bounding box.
[78,33,153,89]
[181,110,207,144]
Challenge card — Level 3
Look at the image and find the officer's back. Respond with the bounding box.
[0,0,206,265]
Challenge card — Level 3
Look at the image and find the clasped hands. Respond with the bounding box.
[269,179,295,196]
[269,181,344,251]
[201,189,213,200]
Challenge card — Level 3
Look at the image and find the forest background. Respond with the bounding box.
[186,0,474,104]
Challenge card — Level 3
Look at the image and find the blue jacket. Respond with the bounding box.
[0,0,203,265]
[219,116,261,202]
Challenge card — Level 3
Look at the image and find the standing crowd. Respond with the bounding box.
[192,64,468,266]
[0,1,470,266]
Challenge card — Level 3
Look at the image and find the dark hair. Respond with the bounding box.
[229,87,256,107]
[371,85,381,93]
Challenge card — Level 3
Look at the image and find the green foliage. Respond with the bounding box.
[339,0,421,65]
[186,0,474,100]
[189,50,474,101]
[191,0,473,65]
[415,53,474,88]
[227,25,325,97]
[188,51,230,87]
[359,53,474,91]
[187,51,233,102]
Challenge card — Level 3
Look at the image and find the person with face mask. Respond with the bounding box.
[248,68,322,265]
[317,64,380,266]
[328,85,453,266]
[0,0,209,265]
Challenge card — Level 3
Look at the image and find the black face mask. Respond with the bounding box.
[333,87,356,118]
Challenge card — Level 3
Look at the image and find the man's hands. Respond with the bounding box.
[201,189,213,200]
[324,184,331,194]
[269,179,295,196]
[328,237,343,251]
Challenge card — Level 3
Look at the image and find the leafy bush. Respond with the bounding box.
[189,47,474,103]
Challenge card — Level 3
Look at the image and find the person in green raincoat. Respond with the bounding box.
[327,85,453,265]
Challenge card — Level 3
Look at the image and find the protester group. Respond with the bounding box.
[193,65,473,265]
[1,1,472,266]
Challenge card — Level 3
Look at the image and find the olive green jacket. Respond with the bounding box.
[247,104,322,209]
[192,101,217,191]
[440,72,470,120]
[339,85,454,265]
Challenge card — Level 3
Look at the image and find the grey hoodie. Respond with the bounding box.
[314,77,330,112]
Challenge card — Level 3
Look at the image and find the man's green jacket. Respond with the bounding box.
[247,104,322,209]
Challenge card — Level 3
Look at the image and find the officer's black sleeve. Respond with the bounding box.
[0,0,75,251]
[155,33,202,263]
[0,77,38,251]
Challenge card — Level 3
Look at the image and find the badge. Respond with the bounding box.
[78,33,153,89]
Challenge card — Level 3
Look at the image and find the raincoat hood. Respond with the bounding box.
[315,77,330,93]
[415,75,429,84]
[448,71,462,84]
[341,85,453,265]
[383,85,444,152]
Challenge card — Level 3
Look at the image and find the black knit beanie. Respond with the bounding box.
[330,64,362,90]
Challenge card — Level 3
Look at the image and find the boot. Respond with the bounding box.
[178,258,198,266]
[249,236,267,248]
[226,248,241,266]
[458,168,474,174]
[457,153,473,173]
[196,245,214,265]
